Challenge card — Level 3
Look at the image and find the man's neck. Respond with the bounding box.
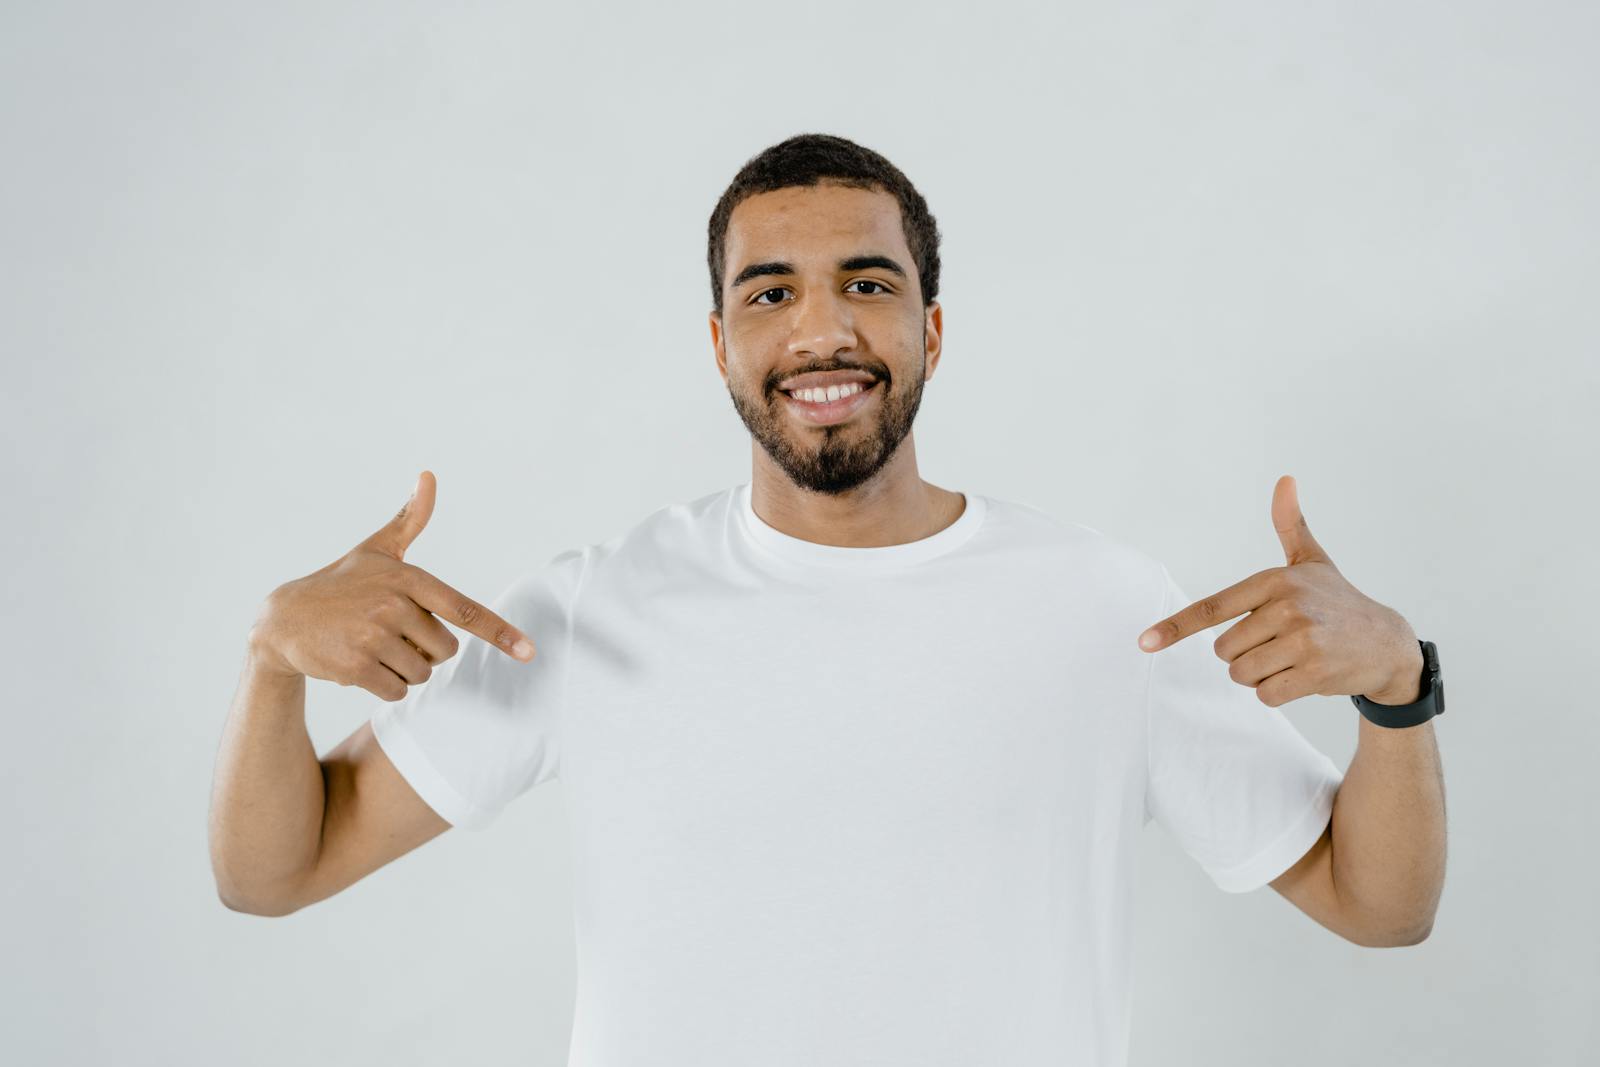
[748,439,965,548]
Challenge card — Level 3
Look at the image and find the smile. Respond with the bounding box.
[780,379,881,426]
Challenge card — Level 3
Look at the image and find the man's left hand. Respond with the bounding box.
[1136,475,1423,708]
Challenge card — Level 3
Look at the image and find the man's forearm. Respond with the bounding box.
[1329,709,1447,945]
[207,641,325,915]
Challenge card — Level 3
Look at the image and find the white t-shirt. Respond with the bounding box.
[371,481,1344,1067]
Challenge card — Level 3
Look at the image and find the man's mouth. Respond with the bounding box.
[780,379,881,425]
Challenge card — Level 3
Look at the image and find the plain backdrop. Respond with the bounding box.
[4,1,1596,1064]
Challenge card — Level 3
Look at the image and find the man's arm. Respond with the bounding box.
[1271,711,1446,947]
[1132,475,1448,945]
[208,644,327,914]
[209,469,537,914]
[209,637,451,916]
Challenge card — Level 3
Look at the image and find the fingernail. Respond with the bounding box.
[512,638,535,660]
[1139,629,1160,651]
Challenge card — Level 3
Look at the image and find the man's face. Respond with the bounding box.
[710,181,942,495]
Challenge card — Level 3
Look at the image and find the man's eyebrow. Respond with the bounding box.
[729,254,908,291]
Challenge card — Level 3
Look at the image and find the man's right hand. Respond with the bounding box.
[248,470,536,702]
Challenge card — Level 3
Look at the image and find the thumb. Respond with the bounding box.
[1271,474,1332,567]
[362,469,437,560]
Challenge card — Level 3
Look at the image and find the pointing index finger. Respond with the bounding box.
[403,567,536,662]
[1138,570,1275,652]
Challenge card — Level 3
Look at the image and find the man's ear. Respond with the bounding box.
[922,301,943,381]
[709,310,727,384]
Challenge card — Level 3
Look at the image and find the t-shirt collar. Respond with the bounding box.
[735,480,986,572]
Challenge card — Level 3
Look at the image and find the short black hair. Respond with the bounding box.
[706,132,942,317]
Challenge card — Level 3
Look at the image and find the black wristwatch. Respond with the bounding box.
[1351,639,1444,728]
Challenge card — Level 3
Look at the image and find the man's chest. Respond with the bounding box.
[561,582,1147,852]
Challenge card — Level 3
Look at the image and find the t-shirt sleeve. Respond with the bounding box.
[1142,563,1345,893]
[369,546,588,831]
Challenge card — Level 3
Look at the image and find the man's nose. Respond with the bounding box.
[787,289,858,361]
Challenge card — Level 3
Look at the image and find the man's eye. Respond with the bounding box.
[751,281,889,306]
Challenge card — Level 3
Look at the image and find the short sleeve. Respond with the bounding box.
[1143,564,1345,893]
[370,547,588,831]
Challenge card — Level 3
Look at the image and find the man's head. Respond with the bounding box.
[707,133,944,496]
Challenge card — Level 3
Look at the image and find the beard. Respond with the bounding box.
[725,337,927,496]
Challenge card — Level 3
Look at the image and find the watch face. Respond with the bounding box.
[1421,641,1443,715]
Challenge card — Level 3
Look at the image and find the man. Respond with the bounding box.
[210,133,1446,1066]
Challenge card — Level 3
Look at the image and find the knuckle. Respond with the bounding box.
[376,671,406,701]
[454,599,482,627]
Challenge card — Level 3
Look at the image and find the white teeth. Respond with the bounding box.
[791,382,864,403]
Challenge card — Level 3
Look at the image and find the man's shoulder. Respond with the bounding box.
[980,492,1162,578]
[559,483,737,573]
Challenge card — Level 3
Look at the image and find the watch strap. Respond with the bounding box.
[1350,639,1444,728]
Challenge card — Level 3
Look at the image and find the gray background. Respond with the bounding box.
[4,1,1595,1063]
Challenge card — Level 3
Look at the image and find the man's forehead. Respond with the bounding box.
[726,184,906,259]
